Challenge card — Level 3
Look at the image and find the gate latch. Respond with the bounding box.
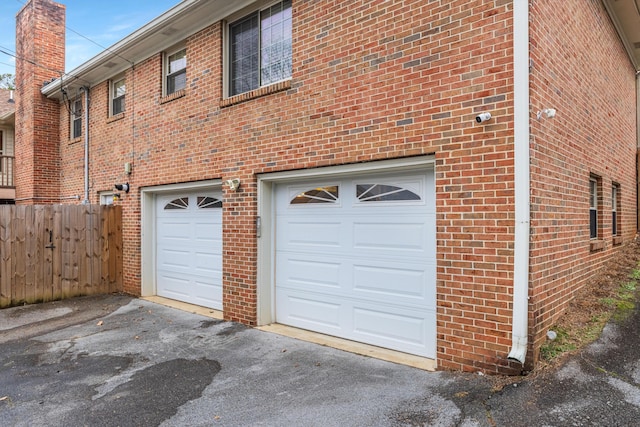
[45,230,56,249]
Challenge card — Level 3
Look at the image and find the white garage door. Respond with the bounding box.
[275,170,436,358]
[156,190,223,310]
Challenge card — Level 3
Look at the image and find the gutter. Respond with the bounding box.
[508,0,531,364]
[40,0,201,98]
[41,0,257,99]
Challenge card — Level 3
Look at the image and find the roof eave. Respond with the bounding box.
[603,0,640,72]
[42,0,257,99]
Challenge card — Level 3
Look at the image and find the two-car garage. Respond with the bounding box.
[144,160,436,359]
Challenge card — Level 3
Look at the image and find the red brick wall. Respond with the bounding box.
[23,0,635,373]
[15,0,64,204]
[51,0,517,372]
[528,0,637,362]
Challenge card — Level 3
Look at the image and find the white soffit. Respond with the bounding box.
[42,0,257,98]
[603,0,640,71]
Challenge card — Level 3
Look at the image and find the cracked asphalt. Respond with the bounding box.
[1,294,640,426]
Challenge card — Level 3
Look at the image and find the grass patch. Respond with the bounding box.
[540,327,576,361]
[540,265,640,363]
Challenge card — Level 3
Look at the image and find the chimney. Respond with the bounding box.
[15,0,65,204]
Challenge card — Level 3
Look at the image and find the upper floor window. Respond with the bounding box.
[228,0,292,96]
[165,47,187,96]
[110,77,126,116]
[71,98,82,139]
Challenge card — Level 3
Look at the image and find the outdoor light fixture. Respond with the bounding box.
[536,108,556,120]
[224,178,241,191]
[114,183,130,193]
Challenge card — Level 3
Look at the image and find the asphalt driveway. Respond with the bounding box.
[1,294,640,426]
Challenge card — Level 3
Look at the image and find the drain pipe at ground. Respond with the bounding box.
[508,0,531,364]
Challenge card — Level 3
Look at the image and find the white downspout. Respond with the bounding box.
[82,86,90,204]
[636,72,639,232]
[508,0,530,364]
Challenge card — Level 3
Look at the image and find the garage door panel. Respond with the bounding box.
[193,252,221,273]
[277,256,342,289]
[277,292,342,329]
[353,307,426,345]
[352,263,427,299]
[352,305,435,356]
[275,169,436,358]
[158,248,192,270]
[158,221,192,236]
[157,273,190,297]
[353,219,429,253]
[277,218,343,248]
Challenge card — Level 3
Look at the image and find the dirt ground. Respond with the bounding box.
[491,236,640,388]
[550,237,640,351]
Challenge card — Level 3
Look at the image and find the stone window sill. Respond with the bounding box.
[590,239,606,252]
[160,89,186,105]
[107,112,125,124]
[221,80,292,108]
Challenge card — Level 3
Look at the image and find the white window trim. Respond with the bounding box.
[109,75,126,116]
[612,184,619,236]
[163,44,187,97]
[71,97,83,139]
[99,191,115,205]
[589,177,598,240]
[223,0,292,98]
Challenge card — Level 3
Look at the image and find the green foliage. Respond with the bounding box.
[542,272,639,362]
[0,73,15,90]
[540,327,576,361]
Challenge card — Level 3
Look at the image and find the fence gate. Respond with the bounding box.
[0,204,122,308]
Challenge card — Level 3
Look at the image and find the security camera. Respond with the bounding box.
[475,112,492,123]
[114,183,130,193]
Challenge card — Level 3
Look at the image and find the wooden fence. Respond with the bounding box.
[0,204,123,308]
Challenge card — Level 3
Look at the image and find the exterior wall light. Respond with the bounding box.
[224,178,241,191]
[536,108,556,120]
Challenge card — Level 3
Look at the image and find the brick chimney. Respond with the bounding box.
[15,0,65,204]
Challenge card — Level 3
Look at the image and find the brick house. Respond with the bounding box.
[14,0,639,374]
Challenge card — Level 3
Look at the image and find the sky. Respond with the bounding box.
[0,0,182,77]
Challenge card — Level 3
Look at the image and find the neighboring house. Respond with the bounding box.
[0,89,15,204]
[13,0,639,374]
